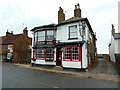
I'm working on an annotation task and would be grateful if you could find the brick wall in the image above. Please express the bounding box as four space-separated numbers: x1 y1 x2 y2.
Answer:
13 35 32 63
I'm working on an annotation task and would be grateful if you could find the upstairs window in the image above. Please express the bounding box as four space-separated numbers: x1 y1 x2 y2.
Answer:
8 45 13 50
34 32 38 44
38 31 45 41
69 25 78 39
46 31 54 41
34 30 55 45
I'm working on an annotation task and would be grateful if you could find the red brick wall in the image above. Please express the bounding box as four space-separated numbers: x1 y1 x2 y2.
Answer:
87 37 97 66
13 35 32 63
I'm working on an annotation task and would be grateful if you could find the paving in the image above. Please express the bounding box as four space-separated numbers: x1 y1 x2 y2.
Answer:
89 58 118 75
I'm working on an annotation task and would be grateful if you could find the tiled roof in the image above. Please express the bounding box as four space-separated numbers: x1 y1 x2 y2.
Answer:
1 34 22 45
30 17 97 40
57 17 86 25
31 24 56 31
113 33 120 39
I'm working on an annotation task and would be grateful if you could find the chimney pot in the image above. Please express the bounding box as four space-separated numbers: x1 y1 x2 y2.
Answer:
111 24 115 35
75 5 77 9
23 27 28 36
74 3 81 17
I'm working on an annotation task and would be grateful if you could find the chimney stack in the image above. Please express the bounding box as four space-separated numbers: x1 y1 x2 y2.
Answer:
6 29 13 37
111 24 115 35
23 27 28 36
58 7 65 24
74 3 81 18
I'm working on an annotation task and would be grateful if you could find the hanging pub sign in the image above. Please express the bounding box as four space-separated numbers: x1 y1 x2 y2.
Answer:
79 21 86 39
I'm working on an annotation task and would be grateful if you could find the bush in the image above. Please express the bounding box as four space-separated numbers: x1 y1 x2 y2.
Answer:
115 53 120 64
114 53 120 74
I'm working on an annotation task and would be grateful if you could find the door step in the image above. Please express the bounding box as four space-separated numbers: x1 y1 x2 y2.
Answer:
54 66 63 70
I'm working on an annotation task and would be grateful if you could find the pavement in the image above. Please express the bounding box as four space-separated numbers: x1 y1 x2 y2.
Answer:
5 58 119 82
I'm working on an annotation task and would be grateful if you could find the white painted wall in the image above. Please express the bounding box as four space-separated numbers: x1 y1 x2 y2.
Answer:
56 22 82 43
82 43 88 68
62 61 81 69
109 33 120 62
57 22 89 69
115 39 120 53
109 35 116 62
34 60 56 65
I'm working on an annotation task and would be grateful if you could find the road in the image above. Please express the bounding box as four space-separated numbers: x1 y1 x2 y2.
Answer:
2 64 118 88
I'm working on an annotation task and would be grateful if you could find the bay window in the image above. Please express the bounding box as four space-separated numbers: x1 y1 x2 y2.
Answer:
36 48 54 60
34 32 38 44
34 30 55 45
38 31 45 41
46 48 54 60
46 31 54 41
69 25 78 39
33 49 37 59
37 48 44 59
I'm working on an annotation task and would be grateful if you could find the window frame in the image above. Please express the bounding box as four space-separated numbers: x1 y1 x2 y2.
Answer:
8 45 13 50
33 49 37 59
68 25 78 40
63 46 82 62
37 31 46 42
46 48 54 60
34 30 55 45
36 48 54 60
37 48 45 60
46 30 54 41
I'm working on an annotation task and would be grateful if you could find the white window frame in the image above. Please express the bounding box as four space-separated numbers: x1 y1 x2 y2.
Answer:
8 45 13 50
69 25 78 39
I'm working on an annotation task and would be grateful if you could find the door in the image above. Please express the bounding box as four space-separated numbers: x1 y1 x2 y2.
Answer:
56 48 62 66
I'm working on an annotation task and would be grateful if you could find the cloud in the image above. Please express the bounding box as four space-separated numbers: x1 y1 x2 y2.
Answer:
0 0 118 54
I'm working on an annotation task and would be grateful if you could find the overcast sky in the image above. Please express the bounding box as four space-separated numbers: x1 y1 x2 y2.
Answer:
0 0 119 54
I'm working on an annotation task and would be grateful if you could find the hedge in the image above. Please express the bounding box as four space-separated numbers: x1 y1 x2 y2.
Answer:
114 53 120 74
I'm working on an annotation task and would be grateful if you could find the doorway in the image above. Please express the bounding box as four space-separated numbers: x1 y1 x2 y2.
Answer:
56 48 62 66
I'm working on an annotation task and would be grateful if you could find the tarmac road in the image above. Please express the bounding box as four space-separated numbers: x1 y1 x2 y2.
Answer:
2 64 118 88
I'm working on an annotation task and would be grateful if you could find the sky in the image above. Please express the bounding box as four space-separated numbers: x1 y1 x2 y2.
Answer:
0 0 119 54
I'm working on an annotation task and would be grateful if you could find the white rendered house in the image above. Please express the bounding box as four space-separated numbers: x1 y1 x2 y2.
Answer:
109 24 120 62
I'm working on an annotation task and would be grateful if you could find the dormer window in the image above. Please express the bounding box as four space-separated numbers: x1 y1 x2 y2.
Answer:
69 25 78 39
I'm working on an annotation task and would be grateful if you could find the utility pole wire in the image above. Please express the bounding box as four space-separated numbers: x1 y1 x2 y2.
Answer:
14 0 26 28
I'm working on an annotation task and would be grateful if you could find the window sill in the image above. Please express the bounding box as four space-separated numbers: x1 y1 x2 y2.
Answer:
68 38 78 40
45 59 54 62
63 60 80 62
36 58 45 60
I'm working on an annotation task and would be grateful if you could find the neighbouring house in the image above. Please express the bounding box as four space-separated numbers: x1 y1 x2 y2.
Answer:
109 24 120 62
0 27 32 63
31 3 97 70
